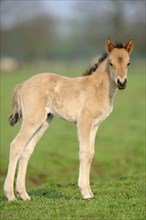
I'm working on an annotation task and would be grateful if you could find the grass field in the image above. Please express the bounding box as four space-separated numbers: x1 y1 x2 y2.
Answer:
0 62 145 220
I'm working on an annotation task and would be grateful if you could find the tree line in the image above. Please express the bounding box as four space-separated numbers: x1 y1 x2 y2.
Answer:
0 0 145 61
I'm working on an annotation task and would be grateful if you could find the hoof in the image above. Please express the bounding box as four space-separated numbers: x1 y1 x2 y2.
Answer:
7 195 16 202
83 194 95 200
17 192 31 201
21 195 31 201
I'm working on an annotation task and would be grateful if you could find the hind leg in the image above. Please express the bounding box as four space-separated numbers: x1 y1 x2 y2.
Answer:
16 115 53 200
4 114 47 201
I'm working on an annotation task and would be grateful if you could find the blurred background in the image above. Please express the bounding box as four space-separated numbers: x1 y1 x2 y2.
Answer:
0 0 145 71
0 0 145 193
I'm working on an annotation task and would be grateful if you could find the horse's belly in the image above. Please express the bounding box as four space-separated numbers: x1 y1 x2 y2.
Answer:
49 103 78 123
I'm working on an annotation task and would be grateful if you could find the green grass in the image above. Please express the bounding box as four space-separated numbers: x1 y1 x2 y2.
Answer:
0 62 145 219
0 177 145 220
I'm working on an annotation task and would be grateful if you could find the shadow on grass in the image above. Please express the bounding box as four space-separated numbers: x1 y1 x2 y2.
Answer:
0 184 71 202
28 183 77 200
29 188 63 199
2 176 144 202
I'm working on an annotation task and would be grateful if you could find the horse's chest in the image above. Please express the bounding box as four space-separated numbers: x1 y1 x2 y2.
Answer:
95 107 113 127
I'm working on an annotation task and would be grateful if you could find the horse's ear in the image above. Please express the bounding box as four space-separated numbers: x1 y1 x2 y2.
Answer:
105 38 114 53
124 39 134 54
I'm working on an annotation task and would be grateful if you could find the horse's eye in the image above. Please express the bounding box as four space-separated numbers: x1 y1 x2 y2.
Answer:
127 62 130 66
110 63 113 66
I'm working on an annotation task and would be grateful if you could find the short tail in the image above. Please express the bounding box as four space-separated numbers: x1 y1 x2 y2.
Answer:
8 84 22 126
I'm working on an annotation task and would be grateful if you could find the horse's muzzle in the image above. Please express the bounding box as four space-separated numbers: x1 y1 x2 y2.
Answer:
117 78 127 90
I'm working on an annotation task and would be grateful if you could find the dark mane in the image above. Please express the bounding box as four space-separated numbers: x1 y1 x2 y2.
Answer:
82 41 124 76
115 42 124 49
83 52 108 76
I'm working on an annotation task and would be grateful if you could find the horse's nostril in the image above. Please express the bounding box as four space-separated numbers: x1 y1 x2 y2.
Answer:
117 78 127 89
117 79 120 85
117 78 127 86
124 78 127 84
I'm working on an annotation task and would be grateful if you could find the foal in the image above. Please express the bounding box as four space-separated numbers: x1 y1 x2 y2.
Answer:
4 38 134 201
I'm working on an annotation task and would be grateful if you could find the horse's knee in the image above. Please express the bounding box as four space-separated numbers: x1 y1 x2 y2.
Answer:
79 149 94 163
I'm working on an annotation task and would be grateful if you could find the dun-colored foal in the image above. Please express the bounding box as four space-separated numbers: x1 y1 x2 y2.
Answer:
4 38 134 201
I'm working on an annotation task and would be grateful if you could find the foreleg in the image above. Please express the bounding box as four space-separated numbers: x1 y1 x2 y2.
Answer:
77 116 98 199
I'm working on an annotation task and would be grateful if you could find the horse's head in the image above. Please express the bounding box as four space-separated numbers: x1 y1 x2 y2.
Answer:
106 38 134 90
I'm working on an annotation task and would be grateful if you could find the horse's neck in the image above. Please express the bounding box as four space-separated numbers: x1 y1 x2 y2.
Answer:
92 60 117 104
